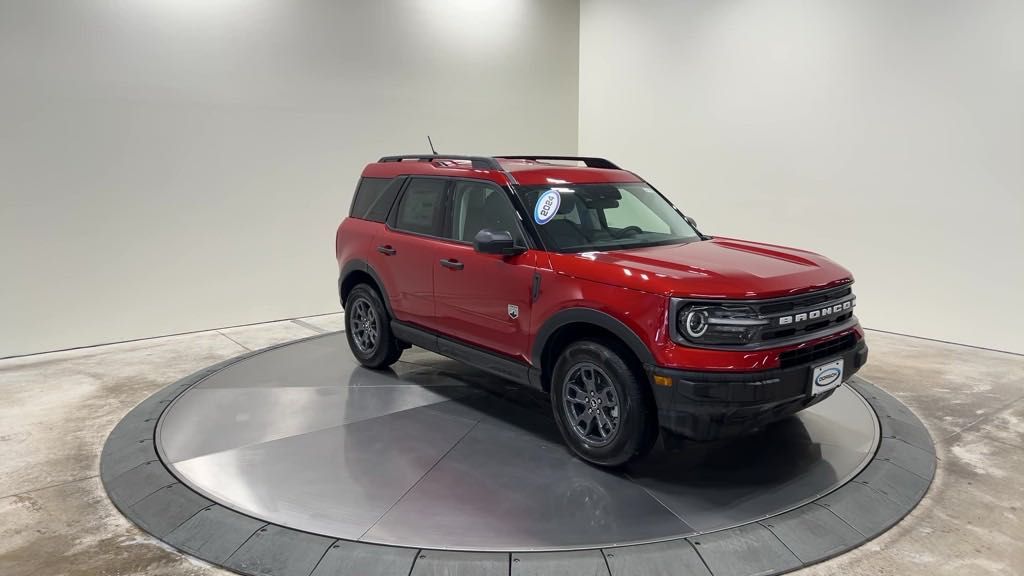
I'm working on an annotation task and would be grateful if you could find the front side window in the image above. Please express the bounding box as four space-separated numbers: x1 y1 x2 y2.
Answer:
449 181 525 245
518 183 701 252
393 178 446 236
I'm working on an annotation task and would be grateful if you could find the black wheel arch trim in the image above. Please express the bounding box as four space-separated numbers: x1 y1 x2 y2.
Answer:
339 259 395 317
532 308 656 371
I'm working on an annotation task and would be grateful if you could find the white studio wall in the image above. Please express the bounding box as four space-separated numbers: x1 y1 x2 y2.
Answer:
0 0 580 357
580 0 1024 353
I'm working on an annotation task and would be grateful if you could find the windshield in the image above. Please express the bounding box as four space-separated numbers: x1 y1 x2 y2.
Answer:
517 183 701 252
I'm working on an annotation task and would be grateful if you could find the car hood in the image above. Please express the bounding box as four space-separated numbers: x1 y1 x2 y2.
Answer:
550 237 853 299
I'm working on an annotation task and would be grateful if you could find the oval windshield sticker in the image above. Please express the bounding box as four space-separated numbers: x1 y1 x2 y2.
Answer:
534 190 561 225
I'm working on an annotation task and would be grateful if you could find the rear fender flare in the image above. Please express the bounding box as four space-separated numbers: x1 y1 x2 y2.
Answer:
339 259 394 317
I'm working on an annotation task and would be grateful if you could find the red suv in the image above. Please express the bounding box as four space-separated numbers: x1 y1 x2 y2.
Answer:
336 154 868 466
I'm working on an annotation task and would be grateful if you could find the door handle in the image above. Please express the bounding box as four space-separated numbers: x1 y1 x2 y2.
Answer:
377 245 396 256
439 258 464 270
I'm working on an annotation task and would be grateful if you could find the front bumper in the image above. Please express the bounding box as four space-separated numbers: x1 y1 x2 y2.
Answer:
648 337 868 441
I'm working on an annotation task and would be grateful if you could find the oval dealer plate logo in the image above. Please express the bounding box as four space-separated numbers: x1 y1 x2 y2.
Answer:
815 367 842 388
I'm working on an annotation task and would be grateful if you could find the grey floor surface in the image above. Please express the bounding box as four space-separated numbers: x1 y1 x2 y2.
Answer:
1 315 1022 575
155 332 877 551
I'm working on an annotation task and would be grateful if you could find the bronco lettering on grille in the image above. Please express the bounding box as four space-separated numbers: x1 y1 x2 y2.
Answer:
777 299 854 326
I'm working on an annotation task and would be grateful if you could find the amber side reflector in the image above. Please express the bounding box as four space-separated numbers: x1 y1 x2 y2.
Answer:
653 374 673 387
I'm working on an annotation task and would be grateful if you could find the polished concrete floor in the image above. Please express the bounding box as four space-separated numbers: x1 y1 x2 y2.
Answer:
0 316 1022 575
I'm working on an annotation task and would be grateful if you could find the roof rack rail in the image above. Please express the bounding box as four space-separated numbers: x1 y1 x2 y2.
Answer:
378 154 503 170
493 155 621 170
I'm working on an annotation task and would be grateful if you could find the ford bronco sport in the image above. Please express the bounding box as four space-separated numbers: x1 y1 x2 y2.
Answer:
336 154 868 466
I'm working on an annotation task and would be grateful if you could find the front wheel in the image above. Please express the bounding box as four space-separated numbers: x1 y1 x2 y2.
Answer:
344 284 402 369
550 340 657 467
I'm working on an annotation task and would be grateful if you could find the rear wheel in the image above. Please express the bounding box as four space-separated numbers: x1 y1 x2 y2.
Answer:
344 284 402 369
550 340 657 467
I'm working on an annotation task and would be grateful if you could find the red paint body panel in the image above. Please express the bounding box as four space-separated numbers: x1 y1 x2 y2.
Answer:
547 237 852 300
360 159 641 186
362 162 512 185
434 244 538 362
503 164 642 185
336 217 378 278
369 227 439 327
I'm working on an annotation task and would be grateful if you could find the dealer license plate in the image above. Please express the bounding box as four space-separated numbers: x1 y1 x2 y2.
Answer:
811 358 844 396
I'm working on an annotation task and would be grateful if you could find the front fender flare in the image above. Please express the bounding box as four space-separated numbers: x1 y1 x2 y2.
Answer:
531 308 655 370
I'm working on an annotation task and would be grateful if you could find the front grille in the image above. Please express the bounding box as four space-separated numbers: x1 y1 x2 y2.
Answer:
670 283 857 348
756 286 852 315
753 285 855 344
779 333 857 369
760 311 853 341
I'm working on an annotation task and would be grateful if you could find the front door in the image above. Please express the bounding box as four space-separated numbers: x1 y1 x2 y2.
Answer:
434 180 536 362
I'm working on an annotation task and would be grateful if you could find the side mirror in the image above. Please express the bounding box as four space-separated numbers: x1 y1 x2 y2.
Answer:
474 229 526 256
684 215 698 229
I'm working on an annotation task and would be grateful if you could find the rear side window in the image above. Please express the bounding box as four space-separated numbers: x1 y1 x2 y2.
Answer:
393 178 447 236
350 177 401 223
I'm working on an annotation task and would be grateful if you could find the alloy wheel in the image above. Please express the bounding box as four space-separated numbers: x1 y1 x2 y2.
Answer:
348 297 379 354
562 362 621 447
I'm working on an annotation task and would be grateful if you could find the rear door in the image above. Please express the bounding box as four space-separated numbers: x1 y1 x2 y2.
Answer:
434 180 537 362
371 177 449 329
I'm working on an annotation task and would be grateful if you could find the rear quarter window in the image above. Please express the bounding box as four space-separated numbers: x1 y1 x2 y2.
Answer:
350 177 401 222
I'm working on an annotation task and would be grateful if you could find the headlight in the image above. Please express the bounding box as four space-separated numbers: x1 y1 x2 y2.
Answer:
676 304 768 345
683 309 709 338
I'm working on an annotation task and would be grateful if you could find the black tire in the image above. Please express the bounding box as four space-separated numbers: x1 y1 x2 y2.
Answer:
344 284 402 369
550 339 657 467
